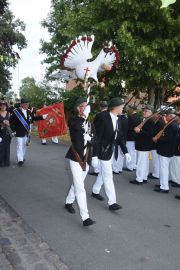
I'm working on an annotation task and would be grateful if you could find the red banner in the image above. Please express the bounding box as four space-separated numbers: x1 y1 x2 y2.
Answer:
37 103 67 138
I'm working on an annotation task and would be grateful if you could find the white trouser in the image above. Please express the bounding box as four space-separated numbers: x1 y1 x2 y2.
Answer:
42 138 46 143
16 136 27 162
94 159 100 173
151 150 160 178
112 147 124 172
126 141 137 170
52 136 59 144
136 151 149 182
92 158 116 205
169 156 180 184
159 155 170 190
66 160 89 221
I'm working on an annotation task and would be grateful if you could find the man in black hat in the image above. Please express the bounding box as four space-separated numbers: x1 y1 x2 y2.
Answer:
10 98 47 166
148 110 165 180
169 116 180 188
65 97 96 226
130 105 155 185
125 104 141 172
91 97 131 210
153 109 179 193
89 100 108 176
112 105 129 174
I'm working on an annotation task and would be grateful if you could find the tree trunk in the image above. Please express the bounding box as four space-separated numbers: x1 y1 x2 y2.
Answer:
147 87 155 106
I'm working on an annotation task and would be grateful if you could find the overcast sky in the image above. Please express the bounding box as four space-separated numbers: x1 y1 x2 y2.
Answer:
9 0 52 94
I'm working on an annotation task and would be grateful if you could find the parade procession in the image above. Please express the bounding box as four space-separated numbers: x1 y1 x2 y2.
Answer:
0 0 180 270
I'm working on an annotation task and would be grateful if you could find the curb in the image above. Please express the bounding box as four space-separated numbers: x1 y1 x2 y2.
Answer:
0 195 69 270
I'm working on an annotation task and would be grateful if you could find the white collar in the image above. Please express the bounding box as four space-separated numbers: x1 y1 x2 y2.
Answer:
110 112 118 120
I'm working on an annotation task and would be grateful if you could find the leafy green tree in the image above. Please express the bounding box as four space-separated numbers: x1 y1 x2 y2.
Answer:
0 1 26 94
19 77 63 108
41 0 180 108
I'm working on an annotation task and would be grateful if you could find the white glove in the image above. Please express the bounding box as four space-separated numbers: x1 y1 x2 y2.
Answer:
91 156 99 169
0 137 2 143
42 114 48 119
12 132 16 137
83 105 91 118
125 153 131 162
84 133 92 142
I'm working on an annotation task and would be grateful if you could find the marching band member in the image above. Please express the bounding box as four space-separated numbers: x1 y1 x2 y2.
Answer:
65 97 96 226
125 104 141 171
149 113 165 179
10 98 47 166
92 97 131 210
112 108 128 174
169 114 180 188
89 101 108 176
130 105 155 185
154 109 179 193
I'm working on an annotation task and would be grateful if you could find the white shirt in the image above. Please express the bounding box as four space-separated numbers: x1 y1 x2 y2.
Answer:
110 112 118 131
21 108 27 119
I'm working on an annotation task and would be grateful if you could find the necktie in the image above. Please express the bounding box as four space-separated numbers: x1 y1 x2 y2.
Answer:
114 120 119 160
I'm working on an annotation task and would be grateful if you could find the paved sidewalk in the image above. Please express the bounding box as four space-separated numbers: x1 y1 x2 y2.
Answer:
0 195 69 270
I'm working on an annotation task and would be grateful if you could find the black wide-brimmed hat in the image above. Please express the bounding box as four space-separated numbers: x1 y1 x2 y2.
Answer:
20 98 29 104
100 101 108 108
108 97 124 108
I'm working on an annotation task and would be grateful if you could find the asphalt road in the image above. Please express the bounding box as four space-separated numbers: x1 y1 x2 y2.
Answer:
0 137 180 270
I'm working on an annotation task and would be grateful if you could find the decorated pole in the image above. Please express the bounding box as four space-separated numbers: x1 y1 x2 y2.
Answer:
58 34 120 161
83 67 92 157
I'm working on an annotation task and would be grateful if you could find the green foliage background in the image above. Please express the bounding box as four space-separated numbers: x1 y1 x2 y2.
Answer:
40 0 180 108
0 0 26 94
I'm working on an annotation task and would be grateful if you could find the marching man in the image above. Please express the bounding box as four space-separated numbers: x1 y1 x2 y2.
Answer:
10 98 47 166
92 97 131 209
89 101 108 176
154 109 179 193
65 97 96 226
130 105 155 185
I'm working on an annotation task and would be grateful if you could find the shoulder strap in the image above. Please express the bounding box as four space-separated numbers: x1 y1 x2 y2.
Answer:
71 145 88 171
14 109 30 132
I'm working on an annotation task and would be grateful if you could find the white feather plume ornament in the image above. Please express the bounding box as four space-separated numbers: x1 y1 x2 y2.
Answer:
59 35 119 82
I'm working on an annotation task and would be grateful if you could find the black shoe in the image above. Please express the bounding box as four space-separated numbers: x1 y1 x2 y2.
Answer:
143 180 148 184
169 180 175 184
88 172 99 176
109 203 122 211
129 180 143 185
41 142 47 145
171 182 180 188
148 173 159 180
65 203 75 214
155 184 160 188
18 161 24 166
91 192 104 201
83 218 96 226
123 168 133 172
113 171 119 175
154 188 169 193
175 195 180 200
